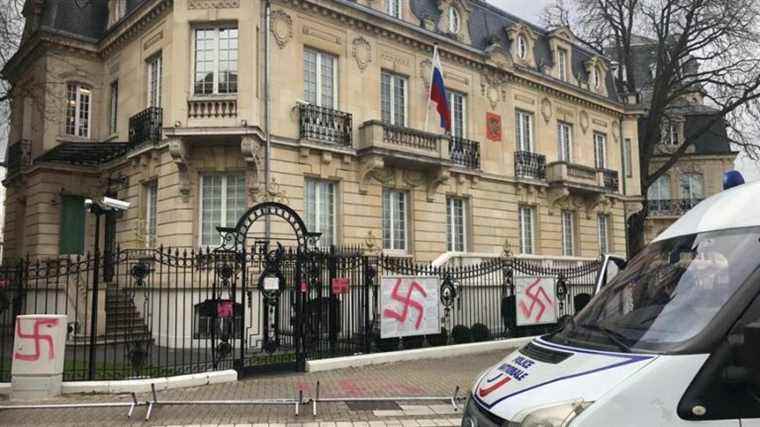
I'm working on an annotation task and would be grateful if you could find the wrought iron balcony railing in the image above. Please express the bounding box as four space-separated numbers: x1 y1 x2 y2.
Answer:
129 107 163 146
515 151 546 180
449 137 480 169
6 139 31 176
648 198 704 216
298 103 352 146
601 169 620 192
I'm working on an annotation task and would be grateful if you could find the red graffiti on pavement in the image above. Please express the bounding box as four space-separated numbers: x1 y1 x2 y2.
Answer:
383 278 428 329
518 278 553 322
14 318 59 362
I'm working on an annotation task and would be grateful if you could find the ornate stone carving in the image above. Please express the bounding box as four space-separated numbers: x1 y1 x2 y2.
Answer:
352 37 372 71
540 97 552 124
481 70 505 109
271 10 293 49
419 59 432 90
187 0 239 9
426 169 450 202
168 138 191 202
241 136 263 197
358 156 385 194
547 187 571 214
579 110 590 134
516 182 545 205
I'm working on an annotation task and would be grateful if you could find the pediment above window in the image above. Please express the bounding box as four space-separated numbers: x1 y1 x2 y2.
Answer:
484 42 514 71
436 0 471 44
584 56 609 96
506 23 538 68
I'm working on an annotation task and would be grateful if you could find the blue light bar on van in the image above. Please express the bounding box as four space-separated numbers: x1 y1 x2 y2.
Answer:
723 170 745 190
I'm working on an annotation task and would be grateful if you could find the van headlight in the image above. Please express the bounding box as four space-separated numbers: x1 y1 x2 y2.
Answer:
510 401 594 427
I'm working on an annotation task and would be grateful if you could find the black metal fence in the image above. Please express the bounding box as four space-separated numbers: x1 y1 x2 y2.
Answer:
0 247 599 382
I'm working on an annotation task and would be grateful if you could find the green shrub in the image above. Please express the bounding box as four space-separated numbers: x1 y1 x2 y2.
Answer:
451 325 472 344
471 323 491 342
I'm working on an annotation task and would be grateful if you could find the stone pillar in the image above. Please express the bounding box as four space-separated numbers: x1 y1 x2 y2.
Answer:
11 314 67 401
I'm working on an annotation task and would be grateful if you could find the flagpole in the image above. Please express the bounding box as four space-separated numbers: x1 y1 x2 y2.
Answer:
424 44 438 134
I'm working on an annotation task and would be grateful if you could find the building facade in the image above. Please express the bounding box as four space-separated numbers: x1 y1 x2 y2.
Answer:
2 0 643 262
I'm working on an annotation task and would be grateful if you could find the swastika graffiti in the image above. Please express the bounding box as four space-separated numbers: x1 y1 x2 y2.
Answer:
383 278 428 329
14 318 59 362
515 276 558 326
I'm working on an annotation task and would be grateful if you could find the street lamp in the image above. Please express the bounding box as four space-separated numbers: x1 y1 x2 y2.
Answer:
84 196 130 380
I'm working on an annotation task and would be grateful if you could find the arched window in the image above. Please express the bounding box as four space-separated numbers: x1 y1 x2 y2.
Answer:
517 35 528 59
448 8 461 33
65 83 92 138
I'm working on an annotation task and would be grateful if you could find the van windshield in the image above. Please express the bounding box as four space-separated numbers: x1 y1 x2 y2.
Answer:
550 227 760 352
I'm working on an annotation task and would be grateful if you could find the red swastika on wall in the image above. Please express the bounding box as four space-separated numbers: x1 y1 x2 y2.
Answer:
518 278 554 322
14 318 59 362
383 278 427 329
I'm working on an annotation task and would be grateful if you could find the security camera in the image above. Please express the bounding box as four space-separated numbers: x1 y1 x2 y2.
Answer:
102 197 130 211
84 198 94 210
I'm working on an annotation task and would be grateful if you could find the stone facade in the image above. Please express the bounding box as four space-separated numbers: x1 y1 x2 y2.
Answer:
2 0 643 262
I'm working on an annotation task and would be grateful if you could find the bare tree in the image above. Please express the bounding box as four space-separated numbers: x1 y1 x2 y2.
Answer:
544 0 760 254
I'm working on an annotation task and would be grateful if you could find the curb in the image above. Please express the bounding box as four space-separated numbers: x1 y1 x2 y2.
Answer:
0 370 237 396
306 336 535 372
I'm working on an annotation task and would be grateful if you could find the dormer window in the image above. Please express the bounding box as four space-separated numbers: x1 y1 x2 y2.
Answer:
558 48 568 81
387 0 402 18
448 8 461 33
592 67 601 89
517 35 528 59
109 0 127 27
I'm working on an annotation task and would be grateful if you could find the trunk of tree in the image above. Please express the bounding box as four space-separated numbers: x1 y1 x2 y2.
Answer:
627 204 648 256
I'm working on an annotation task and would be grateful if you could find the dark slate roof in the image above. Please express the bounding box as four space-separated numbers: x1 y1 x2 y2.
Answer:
685 114 734 155
26 0 147 42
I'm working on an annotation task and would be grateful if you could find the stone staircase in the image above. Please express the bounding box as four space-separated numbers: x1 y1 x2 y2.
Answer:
104 288 153 344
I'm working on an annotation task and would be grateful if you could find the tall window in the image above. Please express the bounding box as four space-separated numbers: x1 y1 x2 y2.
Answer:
381 71 407 126
516 35 528 59
680 174 704 201
558 48 568 81
147 53 162 108
60 195 86 255
594 132 607 169
623 138 633 178
383 189 407 251
194 27 238 95
648 175 671 200
518 206 535 255
144 181 158 248
304 48 337 108
65 83 91 138
557 121 572 162
516 110 533 152
666 122 679 145
109 81 119 134
448 8 461 33
449 91 466 138
561 210 575 257
598 214 610 255
592 67 602 89
109 0 127 26
447 197 467 252
304 179 336 246
386 0 401 17
200 175 246 246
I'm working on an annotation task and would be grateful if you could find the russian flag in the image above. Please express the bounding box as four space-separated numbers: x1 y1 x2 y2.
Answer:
429 46 451 132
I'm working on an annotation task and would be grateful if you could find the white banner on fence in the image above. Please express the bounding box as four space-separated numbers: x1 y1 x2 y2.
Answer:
515 276 558 326
380 276 440 339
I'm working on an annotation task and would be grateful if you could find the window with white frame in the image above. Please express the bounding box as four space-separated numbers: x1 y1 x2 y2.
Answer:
648 175 671 200
145 181 158 248
304 179 336 246
109 81 118 135
446 197 467 252
623 138 633 178
558 48 568 81
665 121 679 145
200 175 246 246
561 210 575 256
558 121 572 162
147 53 162 108
381 71 407 126
65 83 91 138
304 48 338 109
516 110 534 152
594 132 607 169
597 214 610 255
382 189 407 251
518 206 535 255
517 35 528 59
109 0 127 26
193 27 238 95
448 8 461 33
386 0 401 18
449 91 466 138
680 174 704 201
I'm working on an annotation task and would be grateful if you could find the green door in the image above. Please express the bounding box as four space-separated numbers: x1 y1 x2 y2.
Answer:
60 196 86 255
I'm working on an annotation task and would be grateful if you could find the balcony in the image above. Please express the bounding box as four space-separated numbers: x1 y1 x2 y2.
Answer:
298 103 352 147
6 139 31 176
545 162 619 194
648 198 703 217
514 151 546 180
357 120 449 168
449 137 480 170
129 107 163 147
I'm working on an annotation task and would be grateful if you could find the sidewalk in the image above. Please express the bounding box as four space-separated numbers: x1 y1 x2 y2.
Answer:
0 350 509 427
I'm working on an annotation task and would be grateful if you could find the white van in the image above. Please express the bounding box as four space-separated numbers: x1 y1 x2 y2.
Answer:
463 179 760 426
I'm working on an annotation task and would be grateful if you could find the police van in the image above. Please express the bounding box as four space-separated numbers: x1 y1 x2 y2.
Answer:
463 173 760 426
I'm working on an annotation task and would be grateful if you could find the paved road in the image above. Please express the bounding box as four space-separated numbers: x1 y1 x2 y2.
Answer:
0 350 510 426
